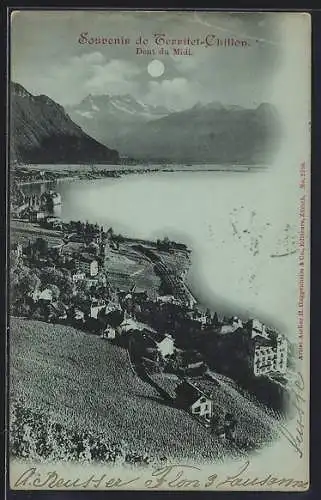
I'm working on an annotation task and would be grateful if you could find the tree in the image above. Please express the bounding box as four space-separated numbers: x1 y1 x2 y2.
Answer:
40 267 73 299
213 312 219 327
10 265 41 299
33 238 48 256
17 301 32 318
32 307 44 321
72 291 88 310
98 309 124 330
107 227 114 239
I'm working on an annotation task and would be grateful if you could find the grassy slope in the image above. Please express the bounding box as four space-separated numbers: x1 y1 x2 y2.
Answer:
10 317 281 463
10 317 230 461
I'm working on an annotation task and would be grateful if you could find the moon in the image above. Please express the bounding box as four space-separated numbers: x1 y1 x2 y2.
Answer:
147 59 165 78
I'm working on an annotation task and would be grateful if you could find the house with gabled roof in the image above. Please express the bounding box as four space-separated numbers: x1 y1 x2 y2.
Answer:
75 253 99 277
174 379 215 427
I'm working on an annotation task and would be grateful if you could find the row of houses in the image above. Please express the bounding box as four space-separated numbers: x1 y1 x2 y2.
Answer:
12 227 289 381
130 291 289 379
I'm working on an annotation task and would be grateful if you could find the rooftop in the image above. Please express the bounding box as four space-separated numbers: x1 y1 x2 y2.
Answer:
185 377 220 398
76 253 98 263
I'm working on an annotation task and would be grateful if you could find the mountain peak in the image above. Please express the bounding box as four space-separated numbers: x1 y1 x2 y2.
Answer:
69 93 171 121
11 82 32 98
10 82 119 165
191 100 225 112
256 102 276 112
206 101 225 111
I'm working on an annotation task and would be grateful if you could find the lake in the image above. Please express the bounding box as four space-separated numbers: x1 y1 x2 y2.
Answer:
21 169 300 338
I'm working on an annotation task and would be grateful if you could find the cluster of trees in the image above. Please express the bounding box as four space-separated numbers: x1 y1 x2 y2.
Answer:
11 180 26 207
138 301 217 334
25 237 48 257
66 220 104 235
156 236 172 252
156 236 188 252
164 350 208 376
10 244 112 321
10 264 41 316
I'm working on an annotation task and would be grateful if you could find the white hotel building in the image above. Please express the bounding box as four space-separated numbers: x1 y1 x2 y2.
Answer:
253 333 288 376
245 319 288 376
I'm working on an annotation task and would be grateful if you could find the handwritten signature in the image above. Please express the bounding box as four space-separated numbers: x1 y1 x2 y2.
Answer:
13 467 140 489
12 461 309 491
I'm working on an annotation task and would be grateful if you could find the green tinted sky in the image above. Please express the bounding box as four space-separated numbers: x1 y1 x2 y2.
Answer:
11 10 283 110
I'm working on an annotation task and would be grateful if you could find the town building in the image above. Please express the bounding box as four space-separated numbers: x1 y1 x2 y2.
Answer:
190 310 208 326
75 254 99 277
103 325 117 340
175 380 214 427
219 316 243 334
175 349 207 376
72 271 86 283
65 233 84 243
247 318 270 340
27 194 41 210
253 333 288 376
156 295 182 306
87 278 99 288
47 302 68 321
73 307 86 323
90 299 107 319
28 210 46 223
87 241 100 255
45 217 62 229
37 288 54 303
119 318 155 336
156 334 175 357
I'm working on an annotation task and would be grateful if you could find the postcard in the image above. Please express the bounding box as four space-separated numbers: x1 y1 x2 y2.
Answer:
7 10 310 492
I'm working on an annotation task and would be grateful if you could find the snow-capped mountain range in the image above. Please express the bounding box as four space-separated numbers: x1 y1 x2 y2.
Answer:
68 93 171 120
66 94 171 149
11 82 281 165
67 93 281 164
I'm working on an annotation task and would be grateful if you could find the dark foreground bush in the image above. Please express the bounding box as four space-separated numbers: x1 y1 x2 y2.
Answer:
10 400 156 465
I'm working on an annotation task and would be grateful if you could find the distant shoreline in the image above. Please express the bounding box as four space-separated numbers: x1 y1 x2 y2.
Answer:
16 177 77 186
14 164 268 187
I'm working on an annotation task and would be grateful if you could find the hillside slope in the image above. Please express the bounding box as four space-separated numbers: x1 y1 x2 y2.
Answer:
9 318 224 461
10 83 119 165
10 317 279 462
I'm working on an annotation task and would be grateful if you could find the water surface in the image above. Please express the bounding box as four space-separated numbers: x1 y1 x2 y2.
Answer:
22 170 299 337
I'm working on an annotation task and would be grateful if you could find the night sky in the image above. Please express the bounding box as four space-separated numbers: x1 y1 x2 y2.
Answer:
11 11 284 110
